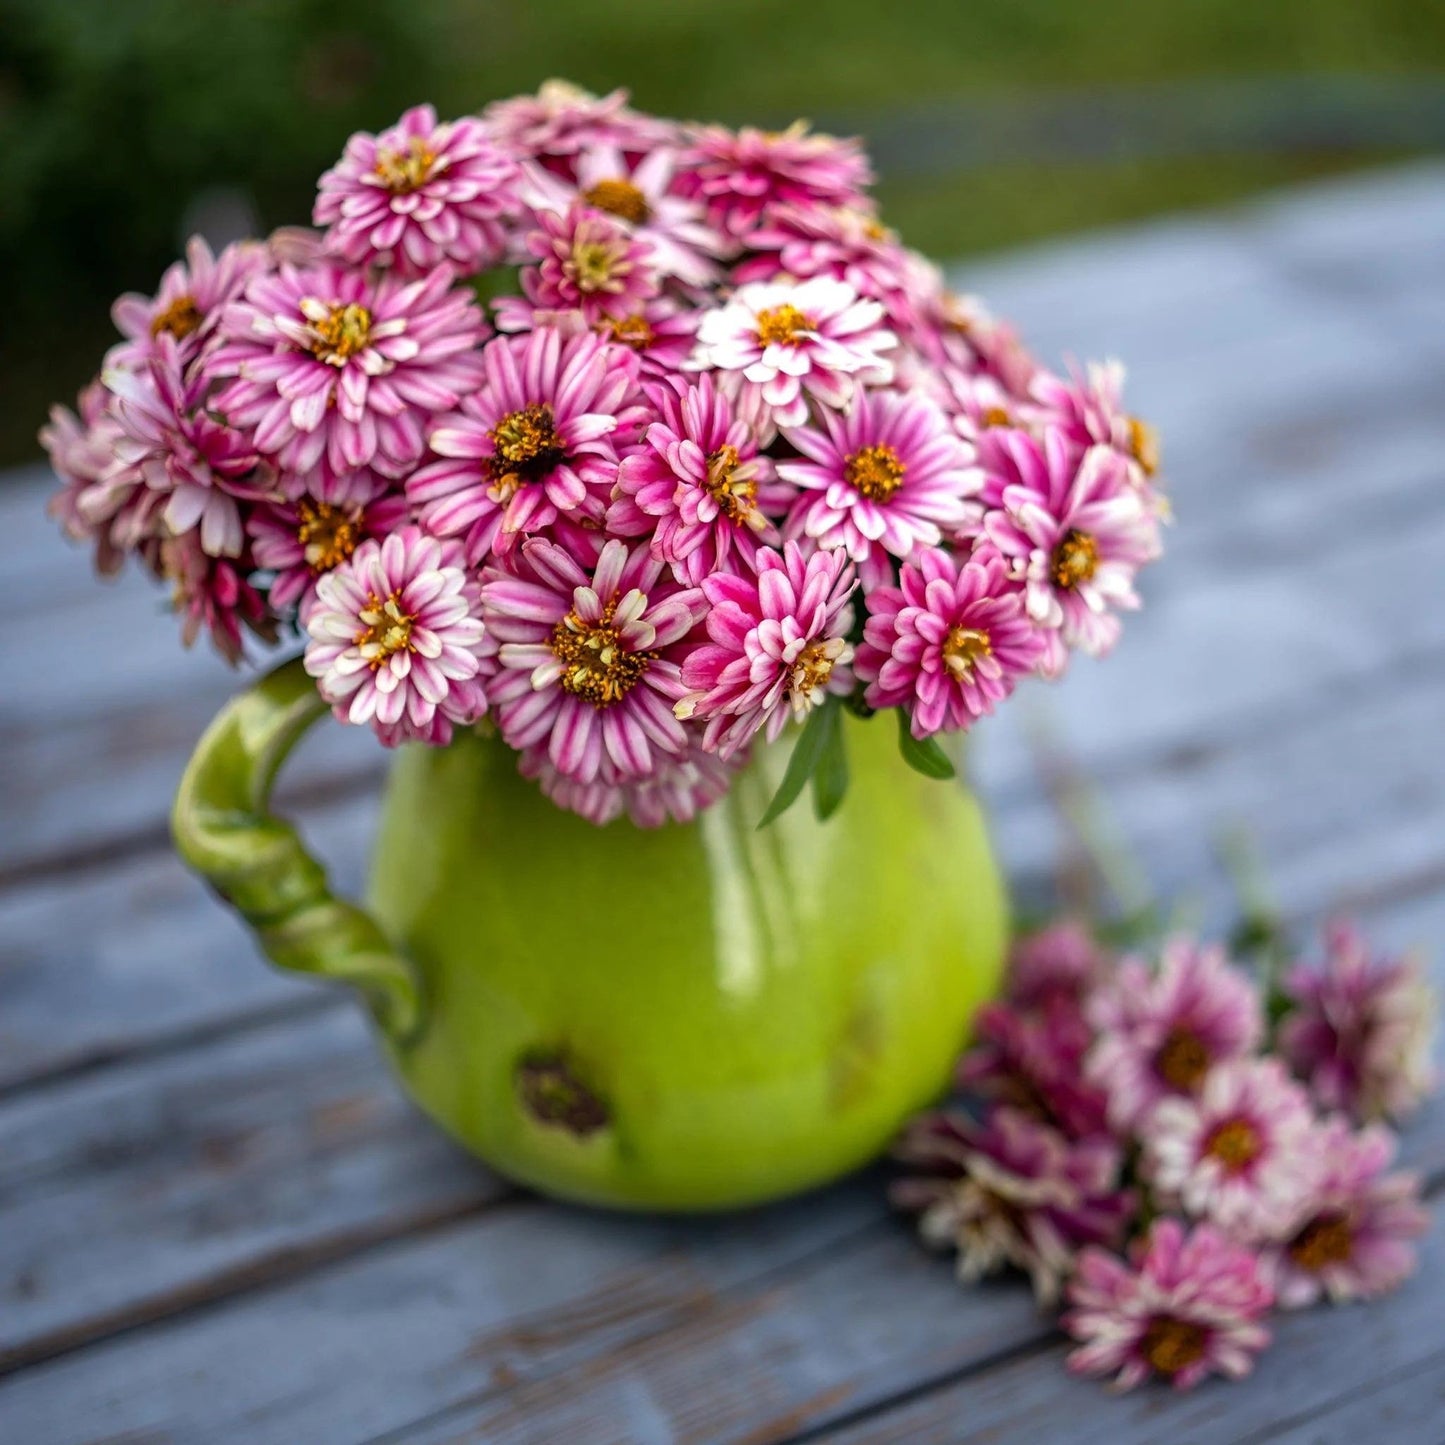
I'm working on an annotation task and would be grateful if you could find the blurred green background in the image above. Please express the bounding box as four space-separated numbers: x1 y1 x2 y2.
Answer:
4 0 1443 465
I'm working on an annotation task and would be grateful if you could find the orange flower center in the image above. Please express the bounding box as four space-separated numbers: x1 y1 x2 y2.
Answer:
1140 1317 1208 1377
583 177 650 225
1204 1117 1263 1173
1129 415 1160 475
980 405 1013 429
942 626 993 680
1050 528 1099 588
373 137 437 193
844 443 906 502
354 590 415 666
488 404 567 496
151 294 203 341
703 444 759 522
1154 1027 1210 1092
550 598 655 707
309 303 373 364
602 313 655 350
296 500 360 573
1289 1212 1355 1272
755 304 815 347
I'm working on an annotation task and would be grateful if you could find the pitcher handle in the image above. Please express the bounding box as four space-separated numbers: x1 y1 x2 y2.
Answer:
172 655 424 1043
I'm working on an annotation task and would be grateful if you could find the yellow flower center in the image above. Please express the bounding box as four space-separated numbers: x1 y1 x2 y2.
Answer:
1129 415 1160 476
570 240 622 293
1050 528 1099 588
791 639 841 703
703 444 760 523
602 313 655 350
583 177 650 225
296 500 360 574
1140 1317 1208 1378
309 303 373 364
487 403 567 497
373 137 437 193
1155 1027 1210 1092
843 443 906 502
1204 1117 1263 1173
151 294 203 341
755 304 815 347
354 590 415 666
1289 1212 1355 1273
549 599 655 707
942 626 993 680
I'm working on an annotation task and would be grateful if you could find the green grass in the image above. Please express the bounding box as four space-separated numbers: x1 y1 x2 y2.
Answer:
4 0 1443 463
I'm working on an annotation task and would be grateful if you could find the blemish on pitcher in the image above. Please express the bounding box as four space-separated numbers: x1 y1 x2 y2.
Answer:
516 1052 610 1136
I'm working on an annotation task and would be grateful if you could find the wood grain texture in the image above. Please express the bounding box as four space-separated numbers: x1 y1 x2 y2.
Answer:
0 162 1442 1444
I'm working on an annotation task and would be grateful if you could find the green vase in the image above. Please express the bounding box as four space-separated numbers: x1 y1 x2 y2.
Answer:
173 656 1009 1211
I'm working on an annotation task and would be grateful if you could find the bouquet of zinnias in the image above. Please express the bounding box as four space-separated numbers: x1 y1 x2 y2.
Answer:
43 82 1165 827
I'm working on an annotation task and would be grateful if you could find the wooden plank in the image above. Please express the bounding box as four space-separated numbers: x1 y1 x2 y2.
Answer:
0 795 374 1093
0 1005 503 1372
813 1205 1445 1445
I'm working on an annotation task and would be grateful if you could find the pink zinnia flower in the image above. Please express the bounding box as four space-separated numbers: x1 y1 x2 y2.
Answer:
315 103 523 277
520 202 658 320
527 142 723 288
248 471 409 617
303 526 488 745
1278 918 1437 1124
893 1108 1134 1305
211 261 487 480
481 537 704 784
983 430 1160 668
408 326 636 563
1263 1117 1429 1308
519 738 736 829
676 541 857 760
1143 1057 1321 1243
692 276 896 429
679 121 874 242
1027 359 1162 493
160 531 277 665
779 389 977 585
610 375 788 586
107 235 268 372
856 546 1048 737
105 341 273 558
1064 1219 1273 1391
482 81 673 164
1087 936 1265 1132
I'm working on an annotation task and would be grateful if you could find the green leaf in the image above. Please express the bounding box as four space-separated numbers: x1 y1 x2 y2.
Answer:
811 704 849 821
895 710 956 780
757 702 837 829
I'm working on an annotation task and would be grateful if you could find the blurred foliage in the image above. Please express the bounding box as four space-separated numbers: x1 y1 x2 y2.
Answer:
3 0 1443 462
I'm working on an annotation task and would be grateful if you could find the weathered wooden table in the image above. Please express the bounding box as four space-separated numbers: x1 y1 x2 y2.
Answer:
2 163 1442 1444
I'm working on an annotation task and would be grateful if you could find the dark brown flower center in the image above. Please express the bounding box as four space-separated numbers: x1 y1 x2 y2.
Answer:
603 313 655 350
1154 1027 1211 1092
354 591 414 665
1140 1317 1208 1377
703 444 758 521
942 626 992 680
1050 528 1099 588
1204 1116 1263 1173
296 500 360 573
550 599 655 707
488 404 568 494
151 294 203 341
1289 1212 1355 1272
584 177 650 225
844 443 906 502
373 137 437 193
309 303 373 364
755 304 815 347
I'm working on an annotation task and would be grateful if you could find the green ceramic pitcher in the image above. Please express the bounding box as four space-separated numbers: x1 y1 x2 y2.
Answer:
173 655 1008 1211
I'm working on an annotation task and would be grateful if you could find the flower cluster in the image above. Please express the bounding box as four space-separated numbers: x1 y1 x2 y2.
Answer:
43 84 1165 822
894 919 1435 1392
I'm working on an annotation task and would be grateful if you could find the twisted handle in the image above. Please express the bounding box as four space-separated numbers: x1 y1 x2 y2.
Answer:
172 655 424 1043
